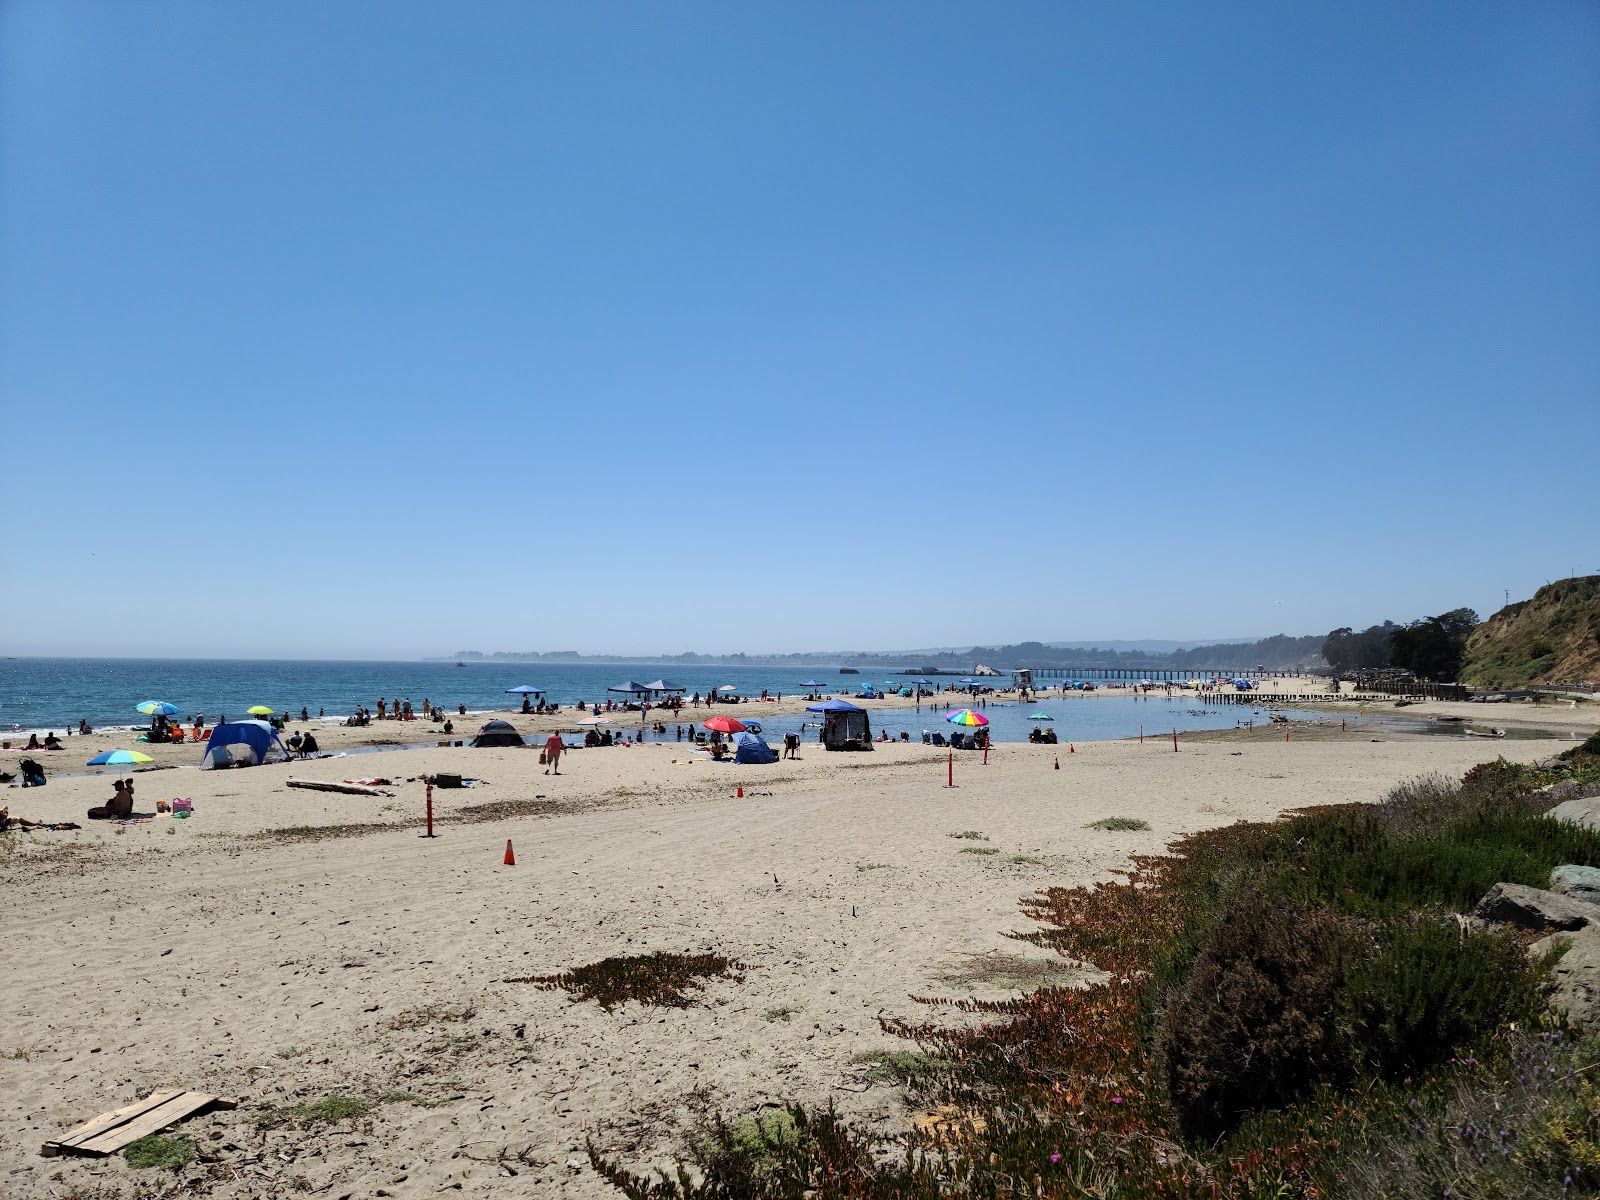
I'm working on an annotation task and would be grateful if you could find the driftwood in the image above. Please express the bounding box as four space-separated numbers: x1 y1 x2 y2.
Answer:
286 778 393 797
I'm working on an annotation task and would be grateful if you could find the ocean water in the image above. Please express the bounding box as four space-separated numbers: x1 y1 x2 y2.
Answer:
0 657 1316 744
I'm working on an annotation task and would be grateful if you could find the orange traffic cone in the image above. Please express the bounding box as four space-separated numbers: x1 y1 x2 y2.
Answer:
503 839 516 866
736 782 744 798
1069 743 1075 753
1054 756 1060 770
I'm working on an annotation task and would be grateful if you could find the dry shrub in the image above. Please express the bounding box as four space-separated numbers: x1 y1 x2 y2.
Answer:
1161 888 1366 1141
512 951 742 1011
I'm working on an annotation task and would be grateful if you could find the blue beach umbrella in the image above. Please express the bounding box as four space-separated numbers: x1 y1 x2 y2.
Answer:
88 749 154 766
799 680 826 688
135 700 179 716
1027 712 1054 720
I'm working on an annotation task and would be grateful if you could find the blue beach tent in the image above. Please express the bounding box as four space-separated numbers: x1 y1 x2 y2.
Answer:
733 731 778 765
200 720 288 769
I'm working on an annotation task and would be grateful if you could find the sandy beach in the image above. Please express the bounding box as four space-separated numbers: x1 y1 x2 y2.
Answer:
3 713 1593 1199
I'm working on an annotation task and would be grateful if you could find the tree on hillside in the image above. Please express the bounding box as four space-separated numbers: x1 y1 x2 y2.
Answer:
1388 608 1479 682
1322 623 1398 673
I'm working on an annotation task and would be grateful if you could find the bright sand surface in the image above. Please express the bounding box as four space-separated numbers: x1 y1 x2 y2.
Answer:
3 718 1594 1198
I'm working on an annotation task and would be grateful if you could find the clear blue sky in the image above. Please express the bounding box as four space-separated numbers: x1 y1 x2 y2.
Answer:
1 2 1595 659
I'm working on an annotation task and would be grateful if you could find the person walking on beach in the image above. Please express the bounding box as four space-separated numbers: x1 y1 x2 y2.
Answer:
544 730 564 775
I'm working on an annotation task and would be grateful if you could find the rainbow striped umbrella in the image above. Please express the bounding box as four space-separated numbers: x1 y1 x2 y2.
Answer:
946 709 989 726
87 749 154 766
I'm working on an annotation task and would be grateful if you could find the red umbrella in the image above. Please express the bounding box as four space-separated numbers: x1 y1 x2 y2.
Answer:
702 716 746 733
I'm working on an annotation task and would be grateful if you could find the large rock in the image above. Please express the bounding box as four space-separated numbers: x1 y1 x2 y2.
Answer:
1547 797 1600 830
1535 925 1600 1028
1474 882 1600 932
1551 865 1600 905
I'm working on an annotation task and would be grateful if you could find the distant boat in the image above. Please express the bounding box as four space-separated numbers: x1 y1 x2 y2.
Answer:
456 661 465 668
839 668 859 674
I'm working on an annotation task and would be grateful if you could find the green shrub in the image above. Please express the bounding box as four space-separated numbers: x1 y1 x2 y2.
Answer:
122 1134 193 1170
1088 816 1149 831
1161 889 1365 1140
851 1049 951 1086
1340 917 1547 1079
1567 729 1600 760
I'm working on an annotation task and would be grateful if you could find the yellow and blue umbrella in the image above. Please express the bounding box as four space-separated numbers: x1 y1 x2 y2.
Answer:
87 749 154 766
946 709 989 726
135 700 179 716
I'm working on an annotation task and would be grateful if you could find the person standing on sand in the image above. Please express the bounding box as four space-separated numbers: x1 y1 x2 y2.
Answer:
544 730 563 775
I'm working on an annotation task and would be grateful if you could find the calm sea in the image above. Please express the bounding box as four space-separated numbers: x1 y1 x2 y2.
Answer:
0 658 1315 744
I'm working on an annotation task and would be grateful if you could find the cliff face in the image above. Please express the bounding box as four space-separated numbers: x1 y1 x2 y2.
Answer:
1462 576 1600 688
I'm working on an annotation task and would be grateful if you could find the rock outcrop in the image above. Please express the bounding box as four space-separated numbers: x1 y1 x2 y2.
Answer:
1551 865 1600 905
1548 797 1600 831
1473 882 1600 932
1534 926 1600 1029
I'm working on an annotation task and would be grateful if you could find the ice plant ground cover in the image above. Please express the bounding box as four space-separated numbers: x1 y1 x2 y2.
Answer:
590 732 1600 1198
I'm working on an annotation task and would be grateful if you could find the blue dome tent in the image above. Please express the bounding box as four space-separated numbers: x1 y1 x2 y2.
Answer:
733 731 778 764
200 720 289 769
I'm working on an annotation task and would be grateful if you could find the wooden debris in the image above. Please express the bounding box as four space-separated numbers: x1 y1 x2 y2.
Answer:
286 778 392 797
42 1089 237 1157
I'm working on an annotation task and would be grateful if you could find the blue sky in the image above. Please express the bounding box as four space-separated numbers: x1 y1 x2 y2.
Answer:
1 2 1595 659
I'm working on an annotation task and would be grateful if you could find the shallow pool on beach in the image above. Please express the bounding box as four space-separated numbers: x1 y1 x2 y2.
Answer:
621 693 1355 746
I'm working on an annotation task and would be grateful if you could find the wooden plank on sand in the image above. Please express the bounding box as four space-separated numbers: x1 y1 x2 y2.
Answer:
43 1090 183 1155
43 1090 236 1158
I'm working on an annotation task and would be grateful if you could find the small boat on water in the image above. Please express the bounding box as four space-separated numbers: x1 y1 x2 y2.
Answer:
838 668 859 674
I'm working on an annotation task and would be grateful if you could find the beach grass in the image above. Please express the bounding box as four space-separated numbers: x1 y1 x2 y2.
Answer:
122 1134 194 1170
1087 815 1150 831
256 1094 371 1129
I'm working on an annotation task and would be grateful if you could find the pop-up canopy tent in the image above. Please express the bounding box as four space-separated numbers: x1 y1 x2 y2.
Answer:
471 720 525 748
733 730 778 764
641 679 684 693
200 720 288 769
806 698 872 751
608 681 649 694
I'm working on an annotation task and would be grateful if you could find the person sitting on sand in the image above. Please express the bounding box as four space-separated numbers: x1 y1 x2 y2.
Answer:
287 731 303 754
299 732 319 756
25 734 41 750
88 779 134 821
44 732 63 750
